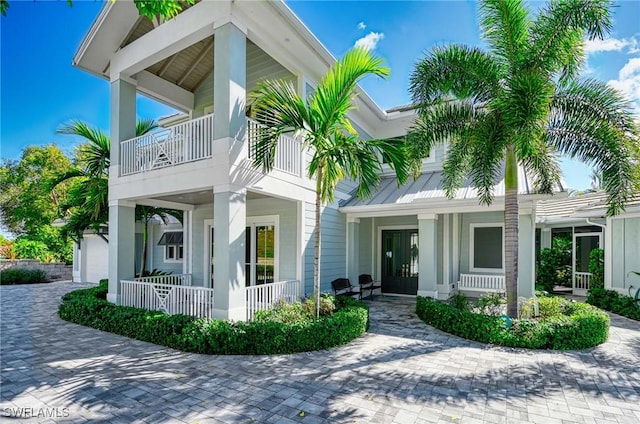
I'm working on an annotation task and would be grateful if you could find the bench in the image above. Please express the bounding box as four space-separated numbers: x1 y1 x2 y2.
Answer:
331 278 362 299
458 274 505 293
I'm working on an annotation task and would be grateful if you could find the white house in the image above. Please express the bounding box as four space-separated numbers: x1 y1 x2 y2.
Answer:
72 0 636 320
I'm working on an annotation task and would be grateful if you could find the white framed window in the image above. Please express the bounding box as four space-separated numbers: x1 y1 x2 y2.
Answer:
469 223 504 272
158 231 184 263
245 215 279 286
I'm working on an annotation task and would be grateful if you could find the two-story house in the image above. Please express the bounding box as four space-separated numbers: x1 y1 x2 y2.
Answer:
73 0 547 320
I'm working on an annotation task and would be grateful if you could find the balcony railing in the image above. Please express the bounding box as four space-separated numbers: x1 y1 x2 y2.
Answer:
120 113 214 176
248 119 303 177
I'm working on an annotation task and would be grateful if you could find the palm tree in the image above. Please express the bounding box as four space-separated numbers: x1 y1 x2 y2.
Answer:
135 205 183 277
249 47 409 315
408 0 639 317
54 119 158 240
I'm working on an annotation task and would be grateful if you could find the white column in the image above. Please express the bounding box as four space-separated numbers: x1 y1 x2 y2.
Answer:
212 187 246 320
110 79 136 175
439 214 451 300
347 217 360 283
518 210 536 298
107 201 136 304
418 214 438 298
541 227 552 249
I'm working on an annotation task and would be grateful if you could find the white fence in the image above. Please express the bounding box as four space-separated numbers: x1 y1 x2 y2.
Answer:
574 272 592 293
134 273 192 287
458 274 505 293
245 280 302 321
247 119 303 177
120 114 214 176
121 280 215 319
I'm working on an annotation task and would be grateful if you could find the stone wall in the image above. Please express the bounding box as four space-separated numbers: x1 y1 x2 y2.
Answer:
0 260 73 281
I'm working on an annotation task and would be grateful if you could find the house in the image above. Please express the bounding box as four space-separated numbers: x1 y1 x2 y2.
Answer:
73 0 633 321
536 191 640 296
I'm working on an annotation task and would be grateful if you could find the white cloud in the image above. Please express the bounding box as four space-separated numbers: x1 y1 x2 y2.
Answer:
354 32 384 51
357 21 366 30
608 57 640 114
584 36 639 55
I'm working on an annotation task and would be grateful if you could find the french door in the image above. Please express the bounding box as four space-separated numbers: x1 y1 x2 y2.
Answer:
381 229 419 295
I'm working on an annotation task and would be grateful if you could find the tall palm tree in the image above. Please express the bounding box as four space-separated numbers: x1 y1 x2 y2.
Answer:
135 205 183 277
249 47 409 315
54 119 158 240
408 0 639 317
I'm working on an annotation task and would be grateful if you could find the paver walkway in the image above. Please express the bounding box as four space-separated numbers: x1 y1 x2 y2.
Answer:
1 281 639 424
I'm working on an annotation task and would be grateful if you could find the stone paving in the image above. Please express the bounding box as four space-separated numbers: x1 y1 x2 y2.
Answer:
1 281 639 424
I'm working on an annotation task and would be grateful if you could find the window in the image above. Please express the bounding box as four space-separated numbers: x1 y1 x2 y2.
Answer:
470 224 503 272
158 231 184 262
245 216 278 286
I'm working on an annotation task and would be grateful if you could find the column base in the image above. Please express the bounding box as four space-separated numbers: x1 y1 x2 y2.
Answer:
418 290 438 299
213 306 246 321
107 293 121 305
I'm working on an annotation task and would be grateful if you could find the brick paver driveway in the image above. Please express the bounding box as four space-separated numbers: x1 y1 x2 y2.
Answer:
1 281 639 424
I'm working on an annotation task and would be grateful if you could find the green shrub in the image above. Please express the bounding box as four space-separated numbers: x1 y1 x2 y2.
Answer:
587 288 640 321
301 294 336 317
416 295 609 350
448 292 469 311
13 239 53 262
59 281 369 355
474 293 505 316
588 248 605 290
536 237 572 292
0 268 48 285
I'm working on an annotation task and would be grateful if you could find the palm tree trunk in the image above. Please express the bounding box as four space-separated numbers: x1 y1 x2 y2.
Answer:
314 165 323 318
139 220 148 277
504 145 519 317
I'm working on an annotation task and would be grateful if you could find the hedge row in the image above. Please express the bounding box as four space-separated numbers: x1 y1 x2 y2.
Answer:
0 269 48 285
587 288 640 321
58 281 369 354
416 296 609 350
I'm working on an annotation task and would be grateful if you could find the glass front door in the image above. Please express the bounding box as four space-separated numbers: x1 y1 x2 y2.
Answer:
245 224 276 286
381 229 419 295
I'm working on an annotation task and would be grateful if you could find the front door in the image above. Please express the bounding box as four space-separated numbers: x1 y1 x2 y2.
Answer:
381 229 419 295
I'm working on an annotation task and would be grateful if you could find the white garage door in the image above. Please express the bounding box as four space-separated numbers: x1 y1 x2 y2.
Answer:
82 235 109 283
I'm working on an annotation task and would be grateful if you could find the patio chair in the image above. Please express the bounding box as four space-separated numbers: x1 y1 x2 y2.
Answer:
358 274 382 299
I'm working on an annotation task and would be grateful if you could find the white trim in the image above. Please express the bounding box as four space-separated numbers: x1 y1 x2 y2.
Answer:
204 219 214 288
376 225 420 284
572 232 603 292
452 213 460 285
605 216 612 289
469 223 504 273
418 213 438 221
245 215 280 286
296 201 303 286
443 214 450 287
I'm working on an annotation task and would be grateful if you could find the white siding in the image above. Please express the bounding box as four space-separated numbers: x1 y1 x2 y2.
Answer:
610 217 640 290
81 235 109 283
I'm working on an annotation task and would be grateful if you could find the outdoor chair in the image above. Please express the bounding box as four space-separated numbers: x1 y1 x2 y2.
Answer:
358 274 382 299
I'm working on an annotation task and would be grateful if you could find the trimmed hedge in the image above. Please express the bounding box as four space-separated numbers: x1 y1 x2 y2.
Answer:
0 269 48 285
587 288 640 321
416 296 609 350
59 281 369 354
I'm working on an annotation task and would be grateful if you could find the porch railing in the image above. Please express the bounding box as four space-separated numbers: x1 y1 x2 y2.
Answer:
121 280 214 319
134 273 192 287
246 280 302 321
574 272 592 291
120 113 214 176
458 274 505 293
247 119 303 177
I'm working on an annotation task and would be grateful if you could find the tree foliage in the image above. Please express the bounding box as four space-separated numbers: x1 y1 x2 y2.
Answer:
408 0 638 317
249 47 409 315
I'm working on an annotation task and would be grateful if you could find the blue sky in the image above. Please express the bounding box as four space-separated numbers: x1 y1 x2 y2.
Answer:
1 0 639 192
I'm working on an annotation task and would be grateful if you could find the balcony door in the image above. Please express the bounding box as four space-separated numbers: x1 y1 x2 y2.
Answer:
381 229 419 295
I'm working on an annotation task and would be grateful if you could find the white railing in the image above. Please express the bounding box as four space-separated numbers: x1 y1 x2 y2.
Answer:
458 274 505 293
245 280 302 321
574 272 592 291
120 113 214 176
247 119 303 177
134 273 192 287
121 280 215 319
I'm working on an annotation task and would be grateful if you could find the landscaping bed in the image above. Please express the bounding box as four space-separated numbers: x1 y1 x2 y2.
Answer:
416 294 609 350
587 288 640 321
58 281 369 354
0 269 49 285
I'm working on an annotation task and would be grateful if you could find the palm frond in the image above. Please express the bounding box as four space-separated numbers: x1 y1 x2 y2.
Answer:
57 120 110 177
519 140 562 194
410 44 502 106
467 114 507 205
479 0 530 67
136 118 159 136
528 0 612 83
547 80 637 215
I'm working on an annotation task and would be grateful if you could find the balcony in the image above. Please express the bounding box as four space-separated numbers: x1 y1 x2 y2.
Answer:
119 114 303 178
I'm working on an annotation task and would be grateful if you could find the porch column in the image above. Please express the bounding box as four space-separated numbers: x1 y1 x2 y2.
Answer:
541 227 551 249
518 209 536 298
418 214 438 298
212 187 246 320
107 200 136 304
213 22 246 143
110 78 136 175
347 217 360 283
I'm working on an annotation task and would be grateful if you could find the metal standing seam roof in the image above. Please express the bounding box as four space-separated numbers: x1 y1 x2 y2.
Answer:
342 166 539 208
536 191 640 219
